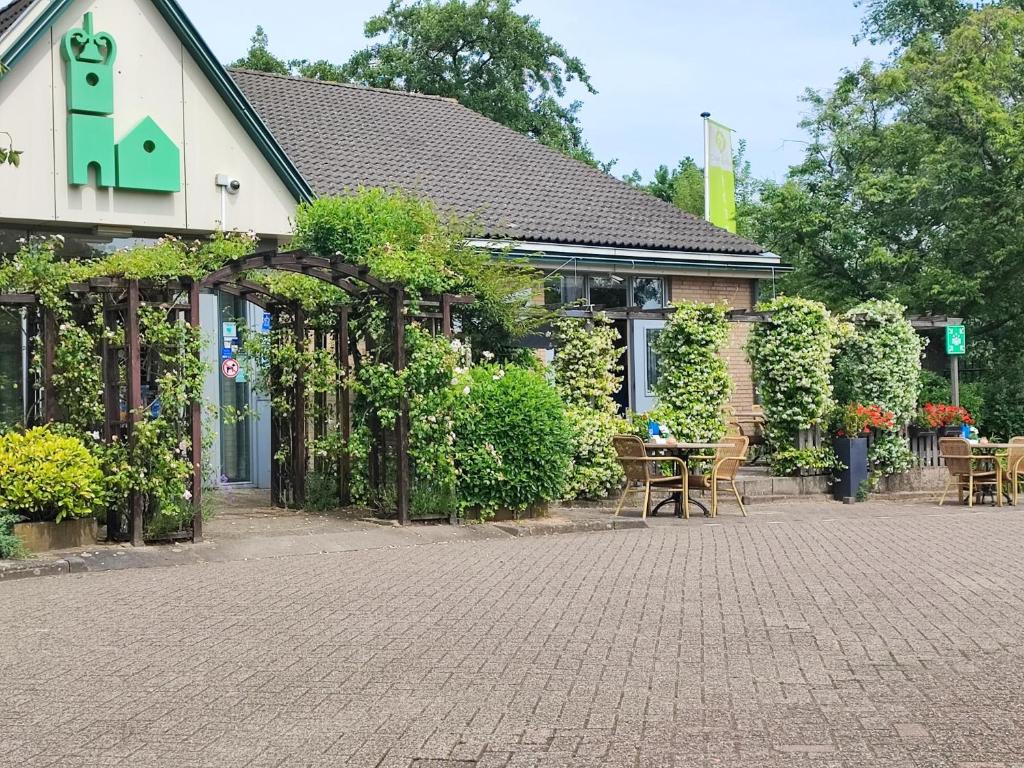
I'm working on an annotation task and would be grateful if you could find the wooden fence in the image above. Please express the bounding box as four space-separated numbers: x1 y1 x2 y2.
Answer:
796 427 943 467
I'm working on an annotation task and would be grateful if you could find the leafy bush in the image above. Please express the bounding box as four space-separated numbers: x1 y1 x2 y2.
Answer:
869 431 917 478
747 296 836 475
833 300 924 425
551 314 624 499
562 408 624 500
0 511 27 560
0 426 104 522
652 301 731 442
918 369 985 426
452 364 571 517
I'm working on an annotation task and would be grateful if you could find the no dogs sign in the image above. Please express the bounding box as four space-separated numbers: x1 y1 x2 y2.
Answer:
221 358 240 379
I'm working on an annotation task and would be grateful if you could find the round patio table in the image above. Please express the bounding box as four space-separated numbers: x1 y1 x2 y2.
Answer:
969 442 1014 505
643 441 731 517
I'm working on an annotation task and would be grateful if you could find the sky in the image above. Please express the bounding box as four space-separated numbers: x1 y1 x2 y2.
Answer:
180 0 879 183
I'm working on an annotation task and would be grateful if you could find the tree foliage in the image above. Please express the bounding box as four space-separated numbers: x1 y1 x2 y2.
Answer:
750 4 1024 434
747 297 837 474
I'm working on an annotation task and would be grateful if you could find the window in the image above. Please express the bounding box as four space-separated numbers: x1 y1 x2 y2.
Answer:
645 328 662 395
589 275 627 309
543 274 585 306
631 277 665 309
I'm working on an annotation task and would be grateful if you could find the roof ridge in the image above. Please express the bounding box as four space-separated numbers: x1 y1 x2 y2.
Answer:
228 67 460 105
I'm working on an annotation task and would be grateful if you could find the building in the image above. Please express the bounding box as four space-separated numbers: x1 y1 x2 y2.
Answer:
0 0 783 487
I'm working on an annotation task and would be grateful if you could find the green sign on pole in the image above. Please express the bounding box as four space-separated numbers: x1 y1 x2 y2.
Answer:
946 325 966 355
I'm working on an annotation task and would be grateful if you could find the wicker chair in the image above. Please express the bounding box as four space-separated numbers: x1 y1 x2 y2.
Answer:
687 436 749 517
1005 437 1024 505
938 437 1001 507
611 435 690 519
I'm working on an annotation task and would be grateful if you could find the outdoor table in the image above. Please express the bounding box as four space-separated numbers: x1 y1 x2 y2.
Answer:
969 442 1014 505
643 441 731 517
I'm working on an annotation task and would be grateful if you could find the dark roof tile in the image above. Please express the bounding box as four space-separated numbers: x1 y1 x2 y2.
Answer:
0 0 32 39
230 69 764 256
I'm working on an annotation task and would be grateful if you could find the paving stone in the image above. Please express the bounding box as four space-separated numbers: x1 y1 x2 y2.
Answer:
2 500 1024 766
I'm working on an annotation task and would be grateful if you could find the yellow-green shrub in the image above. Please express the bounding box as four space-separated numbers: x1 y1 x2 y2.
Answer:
0 426 104 522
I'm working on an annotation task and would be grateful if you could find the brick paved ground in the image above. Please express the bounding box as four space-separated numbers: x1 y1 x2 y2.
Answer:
3 501 1024 767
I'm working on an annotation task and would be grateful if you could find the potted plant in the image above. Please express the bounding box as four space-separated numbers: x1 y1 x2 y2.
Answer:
908 409 936 439
922 403 974 438
832 403 895 503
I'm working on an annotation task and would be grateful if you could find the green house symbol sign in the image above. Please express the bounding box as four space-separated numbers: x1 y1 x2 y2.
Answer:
946 325 966 356
61 13 180 193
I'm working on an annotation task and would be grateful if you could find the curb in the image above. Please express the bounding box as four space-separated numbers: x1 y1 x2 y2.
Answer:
492 518 648 537
0 559 70 581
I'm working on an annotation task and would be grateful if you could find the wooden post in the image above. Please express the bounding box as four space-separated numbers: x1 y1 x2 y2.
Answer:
269 308 281 506
101 295 123 541
292 304 307 508
392 287 410 525
314 329 327 474
336 307 351 506
126 280 144 546
951 355 960 408
441 293 453 339
41 307 58 423
188 281 203 543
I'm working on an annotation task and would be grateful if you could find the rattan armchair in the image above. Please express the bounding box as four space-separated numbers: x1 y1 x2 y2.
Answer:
938 437 1002 507
687 436 749 517
611 435 690 519
1005 437 1024 505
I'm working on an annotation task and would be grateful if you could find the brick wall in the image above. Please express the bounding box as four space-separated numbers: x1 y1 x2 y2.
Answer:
669 276 757 411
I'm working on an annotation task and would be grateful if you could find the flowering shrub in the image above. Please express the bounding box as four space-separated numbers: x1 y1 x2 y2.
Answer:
550 314 624 499
452 364 570 518
834 403 897 437
833 300 924 425
747 296 837 475
652 301 731 442
922 403 974 427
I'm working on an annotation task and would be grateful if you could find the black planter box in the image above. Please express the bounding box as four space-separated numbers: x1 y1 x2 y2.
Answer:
834 436 869 503
938 426 962 438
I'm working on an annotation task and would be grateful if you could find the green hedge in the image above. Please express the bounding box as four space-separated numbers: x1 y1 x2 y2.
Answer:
453 365 570 517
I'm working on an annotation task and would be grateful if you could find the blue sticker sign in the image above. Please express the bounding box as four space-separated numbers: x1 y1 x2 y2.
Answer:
261 312 272 332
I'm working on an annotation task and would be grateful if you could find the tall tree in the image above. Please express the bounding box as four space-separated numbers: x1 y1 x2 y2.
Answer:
624 141 759 236
750 4 1024 431
231 26 290 75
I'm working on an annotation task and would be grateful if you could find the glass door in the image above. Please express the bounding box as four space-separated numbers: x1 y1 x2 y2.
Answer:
217 294 251 483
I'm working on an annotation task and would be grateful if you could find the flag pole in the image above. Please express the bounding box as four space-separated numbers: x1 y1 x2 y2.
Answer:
701 111 711 222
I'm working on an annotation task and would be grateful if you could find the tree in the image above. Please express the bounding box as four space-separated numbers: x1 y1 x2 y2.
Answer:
855 0 1024 48
230 26 290 75
624 140 759 235
750 4 1024 433
339 0 601 165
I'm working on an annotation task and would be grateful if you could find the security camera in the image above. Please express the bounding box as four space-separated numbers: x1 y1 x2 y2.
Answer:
215 174 241 194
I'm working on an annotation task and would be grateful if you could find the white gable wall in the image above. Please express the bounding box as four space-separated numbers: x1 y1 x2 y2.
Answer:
0 0 297 237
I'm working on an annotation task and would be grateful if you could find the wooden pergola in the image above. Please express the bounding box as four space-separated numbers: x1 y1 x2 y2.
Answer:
197 249 473 525
0 277 203 546
0 248 473 543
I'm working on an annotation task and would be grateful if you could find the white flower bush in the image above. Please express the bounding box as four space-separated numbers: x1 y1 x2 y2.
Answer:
550 314 625 499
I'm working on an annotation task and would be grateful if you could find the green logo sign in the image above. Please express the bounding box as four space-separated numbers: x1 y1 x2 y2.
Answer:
61 13 180 193
946 325 966 355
